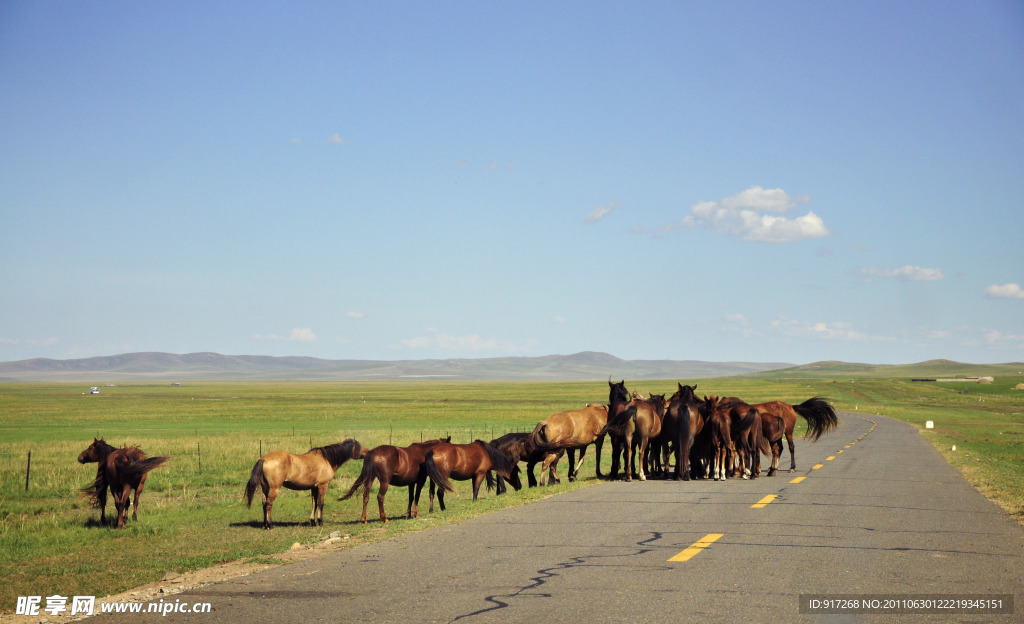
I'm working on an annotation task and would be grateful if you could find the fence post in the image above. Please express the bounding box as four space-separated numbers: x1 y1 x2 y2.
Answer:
25 450 31 491
197 442 202 475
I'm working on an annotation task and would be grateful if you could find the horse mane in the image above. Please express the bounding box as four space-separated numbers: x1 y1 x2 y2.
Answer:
476 440 518 476
315 439 363 468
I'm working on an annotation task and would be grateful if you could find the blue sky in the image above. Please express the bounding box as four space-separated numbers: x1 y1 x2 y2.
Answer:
2 2 1023 365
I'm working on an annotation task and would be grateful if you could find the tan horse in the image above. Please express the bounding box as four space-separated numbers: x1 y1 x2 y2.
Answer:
245 438 365 529
529 404 609 485
338 437 450 523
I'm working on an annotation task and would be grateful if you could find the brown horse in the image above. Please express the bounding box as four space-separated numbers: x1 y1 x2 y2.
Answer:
338 437 450 523
78 438 169 528
419 440 523 512
701 396 735 481
489 432 563 489
740 397 839 472
529 403 609 484
245 438 365 529
716 397 771 479
661 383 704 480
601 381 663 482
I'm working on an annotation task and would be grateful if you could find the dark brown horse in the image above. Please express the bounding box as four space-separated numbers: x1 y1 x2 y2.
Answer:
601 381 664 482
78 438 169 528
701 396 734 481
489 432 563 489
661 383 704 480
245 438 365 529
529 403 609 483
338 437 450 523
419 440 522 512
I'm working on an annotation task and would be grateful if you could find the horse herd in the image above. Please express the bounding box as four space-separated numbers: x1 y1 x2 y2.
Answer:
76 381 839 529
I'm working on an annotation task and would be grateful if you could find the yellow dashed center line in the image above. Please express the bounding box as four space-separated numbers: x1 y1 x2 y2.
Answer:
790 476 806 483
812 464 824 470
669 533 724 562
751 495 777 508
826 456 835 461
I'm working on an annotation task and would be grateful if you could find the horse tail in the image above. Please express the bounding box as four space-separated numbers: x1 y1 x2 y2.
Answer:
529 421 548 447
422 450 455 494
338 452 376 501
485 471 495 492
245 458 265 508
600 405 637 437
794 397 839 441
120 455 170 481
752 411 770 457
81 470 107 508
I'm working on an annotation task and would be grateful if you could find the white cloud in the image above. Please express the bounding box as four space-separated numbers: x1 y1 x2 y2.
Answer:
585 201 619 224
856 265 945 282
680 186 830 243
346 311 365 319
327 133 345 145
725 313 749 324
401 332 496 351
984 283 1024 299
771 316 891 342
553 316 567 324
289 328 317 342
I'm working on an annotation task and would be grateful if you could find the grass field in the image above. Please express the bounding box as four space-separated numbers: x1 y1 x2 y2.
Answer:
1 374 1022 612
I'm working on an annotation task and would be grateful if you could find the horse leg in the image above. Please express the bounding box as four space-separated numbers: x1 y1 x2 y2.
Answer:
526 460 538 487
637 436 649 481
376 481 389 523
428 479 435 513
264 486 280 529
437 484 446 511
566 448 577 481
768 440 781 477
787 431 797 472
310 489 318 526
115 484 130 529
98 484 108 525
131 473 148 522
594 433 605 479
315 481 323 524
624 433 634 482
473 473 485 500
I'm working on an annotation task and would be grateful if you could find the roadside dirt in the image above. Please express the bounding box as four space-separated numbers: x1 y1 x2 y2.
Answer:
5 533 351 623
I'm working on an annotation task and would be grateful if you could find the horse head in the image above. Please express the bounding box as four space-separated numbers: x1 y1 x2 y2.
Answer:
78 438 108 464
608 380 629 406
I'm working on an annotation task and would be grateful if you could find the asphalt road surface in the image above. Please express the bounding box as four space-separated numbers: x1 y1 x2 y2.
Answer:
93 412 1023 623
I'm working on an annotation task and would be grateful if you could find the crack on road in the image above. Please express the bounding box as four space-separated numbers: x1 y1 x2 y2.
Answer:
447 531 672 623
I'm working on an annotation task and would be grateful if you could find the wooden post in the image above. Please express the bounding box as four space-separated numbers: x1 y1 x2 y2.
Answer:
197 442 202 475
25 450 31 491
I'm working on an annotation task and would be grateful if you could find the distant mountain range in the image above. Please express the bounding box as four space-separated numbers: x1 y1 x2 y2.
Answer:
0 351 793 382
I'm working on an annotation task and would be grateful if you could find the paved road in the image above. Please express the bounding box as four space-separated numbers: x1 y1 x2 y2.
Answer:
94 412 1023 623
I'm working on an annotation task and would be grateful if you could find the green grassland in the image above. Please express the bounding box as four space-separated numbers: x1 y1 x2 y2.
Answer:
1 373 1022 611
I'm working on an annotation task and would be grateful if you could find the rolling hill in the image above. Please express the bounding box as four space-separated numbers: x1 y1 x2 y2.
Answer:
0 351 793 382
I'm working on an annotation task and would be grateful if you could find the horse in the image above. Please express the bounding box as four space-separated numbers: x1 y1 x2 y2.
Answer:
661 383 704 480
739 397 839 472
78 438 169 529
419 440 523 512
489 432 563 489
600 381 663 482
700 396 735 481
245 438 365 529
338 437 450 523
715 397 770 479
529 403 609 484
